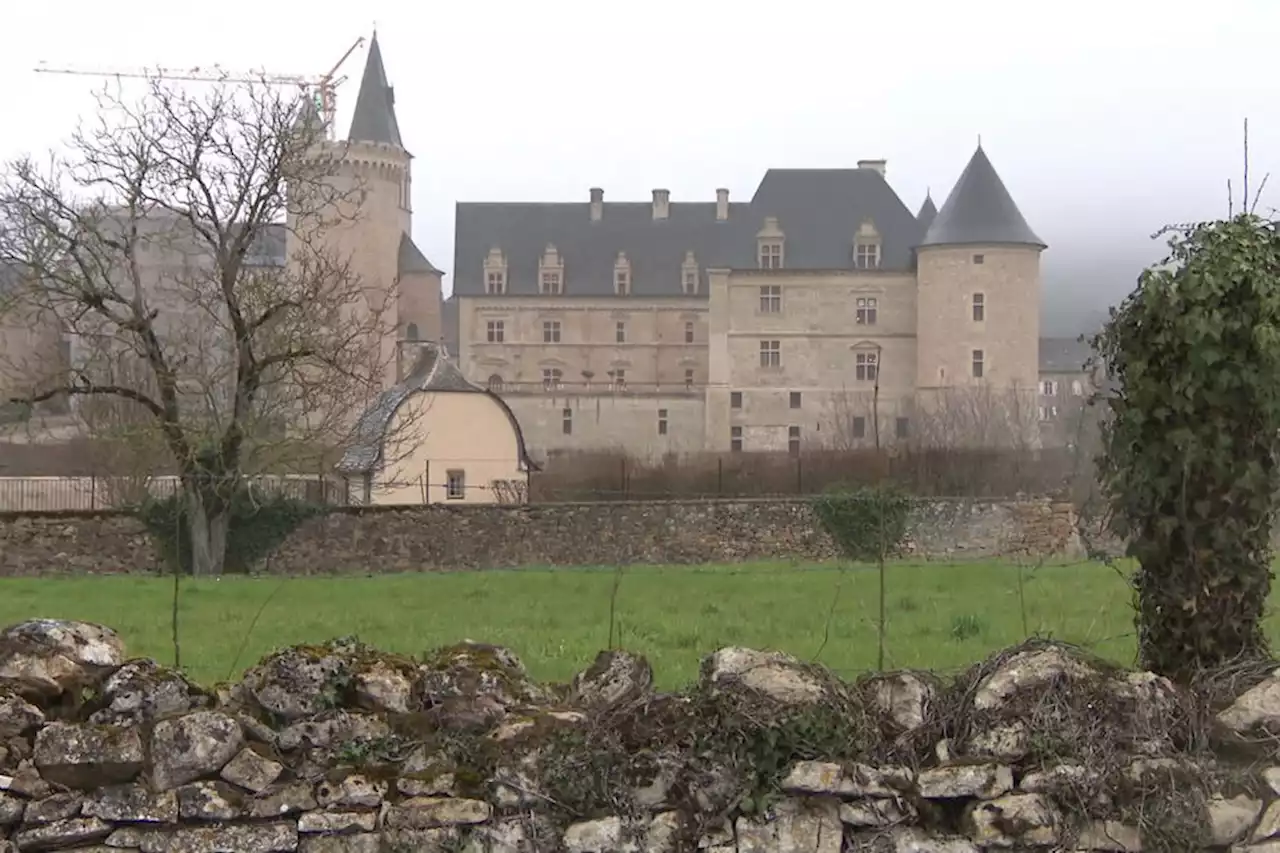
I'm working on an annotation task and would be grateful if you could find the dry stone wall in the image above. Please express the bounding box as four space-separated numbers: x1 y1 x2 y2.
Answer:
0 497 1083 576
3 619 1280 851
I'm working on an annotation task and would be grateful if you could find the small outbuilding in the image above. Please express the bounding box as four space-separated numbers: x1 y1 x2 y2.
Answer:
336 343 537 505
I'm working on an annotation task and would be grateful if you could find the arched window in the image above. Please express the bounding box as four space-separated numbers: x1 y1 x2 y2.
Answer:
488 374 504 392
406 323 420 341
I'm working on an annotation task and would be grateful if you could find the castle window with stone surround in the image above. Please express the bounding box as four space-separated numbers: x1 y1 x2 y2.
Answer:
615 321 627 344
488 374 504 391
562 407 572 434
539 244 565 294
658 408 668 435
856 297 878 325
855 351 878 382
682 251 699 294
972 293 985 322
542 368 563 390
759 340 781 369
684 322 695 344
614 252 631 296
542 321 561 343
685 369 695 389
759 285 781 313
972 349 985 379
730 426 743 452
483 248 508 294
788 425 801 456
446 470 466 500
853 220 881 269
757 217 785 269
486 321 505 343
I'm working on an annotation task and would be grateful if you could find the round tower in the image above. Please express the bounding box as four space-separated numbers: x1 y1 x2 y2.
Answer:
914 145 1045 399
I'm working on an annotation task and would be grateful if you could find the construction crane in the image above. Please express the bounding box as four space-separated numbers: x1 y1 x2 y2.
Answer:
33 36 366 141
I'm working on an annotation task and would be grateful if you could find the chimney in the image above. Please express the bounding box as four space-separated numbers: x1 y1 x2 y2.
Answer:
589 187 603 222
716 188 729 221
857 159 887 178
652 189 670 220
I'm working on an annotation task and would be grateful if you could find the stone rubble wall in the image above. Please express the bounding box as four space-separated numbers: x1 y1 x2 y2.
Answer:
0 497 1084 576
3 619 1280 852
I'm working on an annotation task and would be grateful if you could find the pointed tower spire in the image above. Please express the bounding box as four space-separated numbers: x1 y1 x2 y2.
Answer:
916 192 938 232
919 146 1043 248
348 32 403 147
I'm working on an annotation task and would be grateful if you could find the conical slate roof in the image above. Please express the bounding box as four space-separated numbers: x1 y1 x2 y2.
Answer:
398 233 442 276
916 193 938 232
919 146 1044 249
348 33 403 147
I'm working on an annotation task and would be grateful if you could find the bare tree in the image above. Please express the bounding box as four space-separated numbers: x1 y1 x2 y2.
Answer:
0 76 403 575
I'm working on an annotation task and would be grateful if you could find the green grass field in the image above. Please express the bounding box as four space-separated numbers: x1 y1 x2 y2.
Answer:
0 559 1262 690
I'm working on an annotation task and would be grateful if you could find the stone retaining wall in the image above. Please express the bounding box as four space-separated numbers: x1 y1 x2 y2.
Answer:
0 497 1083 576
1 619 1277 852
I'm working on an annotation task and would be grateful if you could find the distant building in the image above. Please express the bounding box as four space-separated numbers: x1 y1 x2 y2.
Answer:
336 342 536 504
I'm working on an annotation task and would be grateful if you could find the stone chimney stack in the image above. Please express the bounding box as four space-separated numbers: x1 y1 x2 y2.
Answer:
652 189 670 220
589 187 604 222
715 188 729 221
857 159 887 178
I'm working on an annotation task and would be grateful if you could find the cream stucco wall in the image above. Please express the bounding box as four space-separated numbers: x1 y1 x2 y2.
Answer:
368 390 527 505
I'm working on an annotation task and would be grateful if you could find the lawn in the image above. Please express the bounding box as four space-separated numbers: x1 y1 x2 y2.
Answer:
0 558 1256 690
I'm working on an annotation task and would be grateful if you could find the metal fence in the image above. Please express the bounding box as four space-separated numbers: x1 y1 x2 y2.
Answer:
0 474 343 512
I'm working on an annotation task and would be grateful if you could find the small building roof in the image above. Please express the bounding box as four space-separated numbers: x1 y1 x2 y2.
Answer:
336 342 536 475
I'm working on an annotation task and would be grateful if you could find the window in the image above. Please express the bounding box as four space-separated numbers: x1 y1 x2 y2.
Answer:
445 470 465 500
684 369 695 390
895 417 909 439
657 408 668 435
542 368 563 390
406 322 420 341
540 271 562 294
972 293 985 322
684 322 695 344
1041 380 1058 396
972 349 985 379
855 297 878 325
759 241 783 269
973 253 985 265
789 391 801 409
1038 405 1059 421
542 320 561 343
487 374 504 392
486 270 506 294
855 351 878 382
788 425 801 456
730 391 743 409
759 285 781 313
612 369 627 390
1072 380 1084 396
615 269 630 295
759 340 781 369
852 416 866 439
614 321 627 344
562 407 572 435
683 269 698 294
486 320 505 343
854 242 881 269
730 426 743 452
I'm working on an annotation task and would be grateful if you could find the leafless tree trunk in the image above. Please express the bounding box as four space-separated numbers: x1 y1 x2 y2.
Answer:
0 75 403 575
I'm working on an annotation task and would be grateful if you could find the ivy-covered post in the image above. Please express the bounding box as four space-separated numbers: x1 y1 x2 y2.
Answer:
1093 213 1280 682
813 484 910 669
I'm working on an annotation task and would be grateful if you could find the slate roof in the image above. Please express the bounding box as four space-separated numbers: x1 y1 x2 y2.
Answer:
398 232 442 276
348 33 403 147
916 194 938 233
1039 336 1095 373
920 146 1044 249
336 342 536 475
452 167 931 298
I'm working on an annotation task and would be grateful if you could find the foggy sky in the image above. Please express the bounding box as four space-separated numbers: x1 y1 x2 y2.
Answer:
3 0 1278 338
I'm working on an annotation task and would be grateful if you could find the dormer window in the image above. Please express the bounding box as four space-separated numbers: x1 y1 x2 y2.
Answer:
757 217 785 269
853 220 881 269
614 252 631 296
483 247 507 295
681 251 699 294
539 244 564 295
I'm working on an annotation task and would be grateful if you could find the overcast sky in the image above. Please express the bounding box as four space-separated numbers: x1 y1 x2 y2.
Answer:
3 0 1278 336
